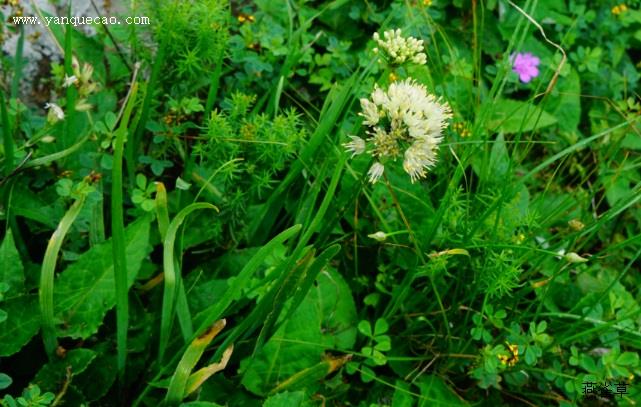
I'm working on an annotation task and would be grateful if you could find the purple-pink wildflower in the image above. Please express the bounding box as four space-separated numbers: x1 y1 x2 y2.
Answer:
511 52 540 83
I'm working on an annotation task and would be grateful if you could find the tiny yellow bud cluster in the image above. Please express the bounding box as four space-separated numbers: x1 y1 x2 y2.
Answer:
498 342 519 367
237 14 255 23
453 122 471 138
612 4 628 15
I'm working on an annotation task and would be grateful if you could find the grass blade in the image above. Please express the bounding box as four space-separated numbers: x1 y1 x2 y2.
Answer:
247 77 356 244
112 82 139 380
183 345 233 398
39 194 86 356
61 5 76 150
1 90 13 177
22 135 89 170
155 182 170 241
165 319 229 406
193 224 302 337
159 202 218 363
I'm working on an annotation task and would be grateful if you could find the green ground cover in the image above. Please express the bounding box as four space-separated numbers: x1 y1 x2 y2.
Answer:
1 0 641 405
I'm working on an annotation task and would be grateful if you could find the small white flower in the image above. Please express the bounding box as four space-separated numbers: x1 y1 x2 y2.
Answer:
359 98 379 126
368 231 387 242
346 78 452 184
75 99 93 112
367 162 385 184
403 140 437 183
62 74 78 88
343 136 366 157
45 102 64 123
371 86 388 106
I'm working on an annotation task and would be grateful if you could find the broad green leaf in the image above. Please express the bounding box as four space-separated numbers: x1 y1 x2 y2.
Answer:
601 171 636 207
10 186 63 228
416 375 468 406
73 347 118 402
33 349 96 393
488 133 510 180
622 133 641 150
262 391 309 407
0 295 40 356
53 217 151 339
0 373 12 390
486 99 557 134
616 352 639 367
544 68 581 133
0 230 24 298
240 268 357 396
392 380 413 407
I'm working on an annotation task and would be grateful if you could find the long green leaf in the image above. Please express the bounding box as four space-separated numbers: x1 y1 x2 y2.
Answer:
22 135 89 170
61 5 76 149
247 77 356 244
192 224 302 338
155 182 170 241
159 203 218 363
1 87 13 177
112 82 139 378
39 194 86 356
165 320 228 406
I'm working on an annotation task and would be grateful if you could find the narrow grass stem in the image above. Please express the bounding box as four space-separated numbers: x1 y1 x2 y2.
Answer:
112 82 139 382
1 90 13 177
382 175 451 343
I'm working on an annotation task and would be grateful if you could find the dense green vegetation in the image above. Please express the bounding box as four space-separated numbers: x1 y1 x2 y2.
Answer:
1 0 641 405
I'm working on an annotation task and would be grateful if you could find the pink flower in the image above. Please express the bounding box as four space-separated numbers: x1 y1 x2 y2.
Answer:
511 52 540 83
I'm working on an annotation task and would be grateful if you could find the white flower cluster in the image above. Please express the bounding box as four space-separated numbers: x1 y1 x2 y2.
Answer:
344 79 452 184
373 29 427 66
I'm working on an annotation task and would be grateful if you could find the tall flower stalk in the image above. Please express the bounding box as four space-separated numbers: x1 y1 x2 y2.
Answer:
345 30 452 184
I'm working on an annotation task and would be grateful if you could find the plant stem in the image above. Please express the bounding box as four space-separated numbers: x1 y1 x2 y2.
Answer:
112 82 139 383
382 176 451 343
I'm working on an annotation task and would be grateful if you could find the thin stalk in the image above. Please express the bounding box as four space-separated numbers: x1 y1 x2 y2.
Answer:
203 49 224 119
11 25 25 99
129 39 168 181
40 194 86 356
382 176 451 344
89 181 105 246
112 82 139 381
155 182 170 240
62 5 76 150
1 90 13 176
